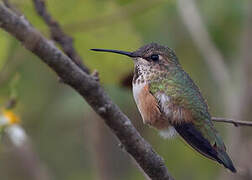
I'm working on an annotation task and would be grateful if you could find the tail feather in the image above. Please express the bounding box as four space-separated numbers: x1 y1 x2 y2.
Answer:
217 150 236 173
174 123 236 173
214 132 236 172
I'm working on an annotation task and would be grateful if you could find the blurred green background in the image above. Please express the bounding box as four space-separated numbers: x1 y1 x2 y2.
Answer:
0 0 251 180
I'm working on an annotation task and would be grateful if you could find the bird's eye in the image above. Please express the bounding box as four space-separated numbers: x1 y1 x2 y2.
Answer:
150 54 159 61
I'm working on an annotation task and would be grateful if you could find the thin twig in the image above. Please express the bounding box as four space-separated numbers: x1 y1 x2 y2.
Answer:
0 4 174 180
32 0 89 74
212 117 252 127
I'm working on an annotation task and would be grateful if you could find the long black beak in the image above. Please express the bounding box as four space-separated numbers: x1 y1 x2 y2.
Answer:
90 48 137 58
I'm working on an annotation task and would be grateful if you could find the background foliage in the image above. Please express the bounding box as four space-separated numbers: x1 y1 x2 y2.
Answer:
0 0 250 180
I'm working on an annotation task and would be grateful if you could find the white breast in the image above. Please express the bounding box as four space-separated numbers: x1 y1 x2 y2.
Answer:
132 61 150 104
132 82 146 105
132 81 177 139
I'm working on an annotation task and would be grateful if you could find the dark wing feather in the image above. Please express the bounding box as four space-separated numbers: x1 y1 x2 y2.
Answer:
174 123 223 164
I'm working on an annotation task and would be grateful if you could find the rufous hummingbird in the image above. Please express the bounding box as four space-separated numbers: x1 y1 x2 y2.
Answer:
91 43 236 173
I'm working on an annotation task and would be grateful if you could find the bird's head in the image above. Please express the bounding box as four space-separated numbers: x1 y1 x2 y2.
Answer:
91 43 180 70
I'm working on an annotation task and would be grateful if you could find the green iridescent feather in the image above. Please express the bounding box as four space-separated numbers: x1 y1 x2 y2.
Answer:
148 60 237 171
149 64 225 148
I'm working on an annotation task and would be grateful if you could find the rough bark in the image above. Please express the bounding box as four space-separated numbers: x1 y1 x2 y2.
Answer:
0 3 173 180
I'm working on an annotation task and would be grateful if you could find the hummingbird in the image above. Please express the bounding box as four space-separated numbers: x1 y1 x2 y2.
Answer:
91 43 236 173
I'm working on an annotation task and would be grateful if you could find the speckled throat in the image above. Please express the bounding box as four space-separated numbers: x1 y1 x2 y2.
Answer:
132 59 167 86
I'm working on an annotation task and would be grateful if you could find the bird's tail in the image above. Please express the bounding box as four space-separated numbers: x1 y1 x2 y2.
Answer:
216 150 236 173
214 134 236 173
175 123 236 173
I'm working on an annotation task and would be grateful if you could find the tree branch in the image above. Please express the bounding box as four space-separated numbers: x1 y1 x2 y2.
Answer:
0 3 174 180
212 117 252 127
32 0 89 74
